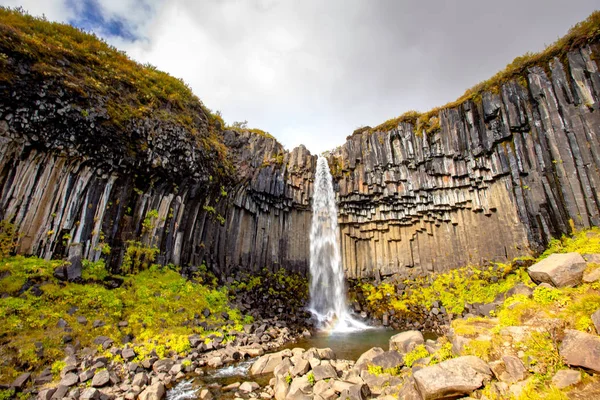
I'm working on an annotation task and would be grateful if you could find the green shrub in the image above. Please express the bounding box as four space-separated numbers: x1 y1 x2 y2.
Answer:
404 344 429 367
121 241 159 274
0 220 18 259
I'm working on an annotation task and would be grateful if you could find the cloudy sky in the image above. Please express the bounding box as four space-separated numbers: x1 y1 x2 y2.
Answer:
3 1 598 153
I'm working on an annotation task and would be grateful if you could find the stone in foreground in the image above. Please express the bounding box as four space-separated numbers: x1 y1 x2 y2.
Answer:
138 382 165 400
413 356 492 400
551 369 581 389
527 253 586 287
559 329 600 373
389 331 424 354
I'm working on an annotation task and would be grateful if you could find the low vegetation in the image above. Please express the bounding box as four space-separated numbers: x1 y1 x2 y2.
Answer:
0 256 248 382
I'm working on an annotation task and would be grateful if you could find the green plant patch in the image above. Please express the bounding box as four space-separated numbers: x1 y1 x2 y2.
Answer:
0 256 248 381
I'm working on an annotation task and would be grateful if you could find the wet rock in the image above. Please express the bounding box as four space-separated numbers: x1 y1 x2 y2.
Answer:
250 350 290 375
551 369 581 389
527 253 587 287
199 389 213 400
389 331 424 354
559 329 600 373
413 356 492 400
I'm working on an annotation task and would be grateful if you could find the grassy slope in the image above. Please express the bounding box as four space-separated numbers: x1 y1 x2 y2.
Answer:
361 228 600 399
0 257 249 383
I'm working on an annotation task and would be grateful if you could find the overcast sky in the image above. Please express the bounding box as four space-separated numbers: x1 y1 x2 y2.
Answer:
3 1 598 153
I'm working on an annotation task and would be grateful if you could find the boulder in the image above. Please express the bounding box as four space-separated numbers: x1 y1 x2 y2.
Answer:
551 369 581 389
53 244 83 281
60 372 78 387
338 383 370 400
250 350 291 375
489 356 527 383
122 347 136 361
287 375 311 399
152 359 174 374
559 329 600 373
312 364 337 381
317 348 336 360
413 356 492 400
79 388 101 400
138 382 166 400
527 253 586 287
592 309 600 334
396 376 421 400
199 389 213 400
354 347 385 371
583 268 600 283
11 372 31 390
371 351 404 370
132 372 147 387
239 381 260 392
389 331 424 354
291 359 310 377
91 369 110 387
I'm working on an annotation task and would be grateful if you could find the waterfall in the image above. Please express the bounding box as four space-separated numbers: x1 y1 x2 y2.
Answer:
308 155 368 332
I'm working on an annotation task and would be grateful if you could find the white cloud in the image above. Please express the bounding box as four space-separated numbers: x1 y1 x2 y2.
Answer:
2 0 599 154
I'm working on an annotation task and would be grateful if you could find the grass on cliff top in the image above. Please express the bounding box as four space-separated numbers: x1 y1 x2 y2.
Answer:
0 7 232 157
0 256 249 382
368 10 600 135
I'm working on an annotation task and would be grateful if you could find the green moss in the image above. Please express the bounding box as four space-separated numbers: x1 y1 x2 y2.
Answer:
0 220 18 258
0 389 15 400
429 340 454 365
307 371 315 386
0 257 249 379
403 344 429 367
540 227 600 258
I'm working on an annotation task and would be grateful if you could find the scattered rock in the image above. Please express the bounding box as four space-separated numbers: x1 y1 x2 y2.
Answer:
11 372 31 390
138 382 165 400
79 388 101 400
413 356 492 400
239 381 260 392
91 369 110 387
583 268 600 283
592 309 600 334
559 329 600 373
122 347 136 361
389 330 424 354
199 388 213 400
551 369 581 389
60 372 78 387
527 253 587 287
355 347 385 371
371 351 404 370
312 364 337 381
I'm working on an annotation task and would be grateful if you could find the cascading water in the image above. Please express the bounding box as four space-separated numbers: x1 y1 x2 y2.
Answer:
308 155 369 332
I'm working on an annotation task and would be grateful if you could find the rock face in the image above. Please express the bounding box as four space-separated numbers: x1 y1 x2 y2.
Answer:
327 44 600 278
527 253 587 287
1 13 600 281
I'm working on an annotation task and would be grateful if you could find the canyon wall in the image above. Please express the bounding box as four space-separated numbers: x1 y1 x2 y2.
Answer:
1 9 599 282
328 44 600 279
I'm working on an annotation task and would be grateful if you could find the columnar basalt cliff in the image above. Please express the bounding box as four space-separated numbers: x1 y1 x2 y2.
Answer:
1 8 600 282
328 44 600 279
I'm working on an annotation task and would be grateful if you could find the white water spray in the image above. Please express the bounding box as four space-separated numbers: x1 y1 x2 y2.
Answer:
309 155 369 332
